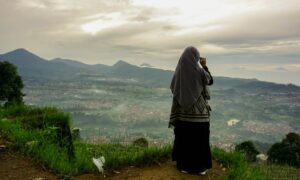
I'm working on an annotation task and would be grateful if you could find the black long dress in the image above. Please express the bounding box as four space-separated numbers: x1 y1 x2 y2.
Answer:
172 118 212 173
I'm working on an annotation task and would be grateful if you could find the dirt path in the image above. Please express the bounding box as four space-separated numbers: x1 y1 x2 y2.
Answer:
75 160 224 180
0 136 224 180
0 140 57 180
0 151 58 180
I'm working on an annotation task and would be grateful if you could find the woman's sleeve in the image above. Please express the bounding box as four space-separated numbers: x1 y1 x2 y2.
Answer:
197 61 213 86
203 66 214 86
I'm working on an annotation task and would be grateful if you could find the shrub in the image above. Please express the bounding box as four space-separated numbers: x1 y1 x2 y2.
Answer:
235 141 259 162
267 132 300 167
1 105 74 160
133 137 149 147
0 61 24 105
0 105 172 176
212 147 264 179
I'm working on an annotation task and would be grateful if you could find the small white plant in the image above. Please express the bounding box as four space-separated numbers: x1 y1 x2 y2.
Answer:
92 156 105 175
256 153 268 161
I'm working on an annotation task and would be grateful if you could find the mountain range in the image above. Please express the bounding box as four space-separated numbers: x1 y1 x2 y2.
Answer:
1 48 299 92
1 48 299 146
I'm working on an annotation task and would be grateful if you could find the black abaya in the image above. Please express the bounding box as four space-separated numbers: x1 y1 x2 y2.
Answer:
172 121 212 173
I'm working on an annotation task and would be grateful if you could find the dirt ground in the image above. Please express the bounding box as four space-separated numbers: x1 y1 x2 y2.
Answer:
0 136 224 180
75 160 224 180
0 147 57 180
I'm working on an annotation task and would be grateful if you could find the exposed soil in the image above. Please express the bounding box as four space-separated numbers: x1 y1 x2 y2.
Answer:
0 135 224 180
0 138 57 180
75 160 224 180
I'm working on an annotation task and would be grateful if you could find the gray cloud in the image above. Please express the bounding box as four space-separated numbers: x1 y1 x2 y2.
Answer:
276 67 288 71
0 0 299 84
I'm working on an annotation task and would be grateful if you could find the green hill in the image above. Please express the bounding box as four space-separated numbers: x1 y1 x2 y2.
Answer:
1 105 299 179
0 105 266 179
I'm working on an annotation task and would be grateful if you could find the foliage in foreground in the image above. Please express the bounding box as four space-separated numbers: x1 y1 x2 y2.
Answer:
0 105 172 177
235 141 259 162
267 132 300 168
0 120 172 176
0 61 24 105
2 105 297 180
0 105 74 159
212 147 264 180
258 163 300 180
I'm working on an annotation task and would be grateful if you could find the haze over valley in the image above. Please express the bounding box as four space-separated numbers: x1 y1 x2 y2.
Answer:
1 48 299 151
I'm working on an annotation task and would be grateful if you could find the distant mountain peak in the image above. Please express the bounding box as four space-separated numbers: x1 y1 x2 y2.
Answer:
14 48 28 52
113 60 130 66
52 57 64 61
0 48 46 63
140 63 153 68
13 48 29 52
51 57 92 69
6 48 32 54
110 60 142 72
52 57 83 64
7 48 34 56
112 60 134 69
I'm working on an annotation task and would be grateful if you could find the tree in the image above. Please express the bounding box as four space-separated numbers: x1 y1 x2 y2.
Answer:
235 141 259 162
0 61 24 105
267 132 300 167
133 137 149 147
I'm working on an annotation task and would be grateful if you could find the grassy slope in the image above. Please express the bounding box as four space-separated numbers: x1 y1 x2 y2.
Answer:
0 120 171 177
2 105 297 179
0 105 172 178
212 148 263 179
258 164 300 179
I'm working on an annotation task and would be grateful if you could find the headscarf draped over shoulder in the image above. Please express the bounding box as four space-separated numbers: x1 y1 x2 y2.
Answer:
170 46 206 111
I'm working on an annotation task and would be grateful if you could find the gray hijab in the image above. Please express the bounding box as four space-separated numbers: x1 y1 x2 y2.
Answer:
170 46 206 111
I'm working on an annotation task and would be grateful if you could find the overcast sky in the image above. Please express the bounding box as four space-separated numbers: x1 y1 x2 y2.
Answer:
0 0 300 84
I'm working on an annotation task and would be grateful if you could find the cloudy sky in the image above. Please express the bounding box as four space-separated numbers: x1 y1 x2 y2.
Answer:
1 0 300 84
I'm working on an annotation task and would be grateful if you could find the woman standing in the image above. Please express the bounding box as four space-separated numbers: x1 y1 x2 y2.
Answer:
169 46 213 175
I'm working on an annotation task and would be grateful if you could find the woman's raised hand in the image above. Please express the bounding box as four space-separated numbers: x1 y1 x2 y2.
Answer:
200 57 207 67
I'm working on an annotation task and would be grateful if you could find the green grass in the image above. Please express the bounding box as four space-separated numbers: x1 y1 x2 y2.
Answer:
0 119 172 176
1 105 298 180
258 163 300 180
0 105 71 129
0 120 72 175
0 105 172 177
212 147 265 179
73 142 172 173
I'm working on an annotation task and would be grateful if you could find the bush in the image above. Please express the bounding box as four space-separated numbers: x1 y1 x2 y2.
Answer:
267 132 300 167
0 61 24 105
133 137 149 147
1 105 74 160
0 105 172 176
235 141 259 162
212 147 264 179
72 128 81 140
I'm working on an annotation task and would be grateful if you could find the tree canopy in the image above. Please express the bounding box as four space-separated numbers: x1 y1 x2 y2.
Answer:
0 61 24 105
235 141 259 162
268 132 300 167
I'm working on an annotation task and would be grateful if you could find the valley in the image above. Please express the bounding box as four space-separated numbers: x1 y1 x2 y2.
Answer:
1 49 299 151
